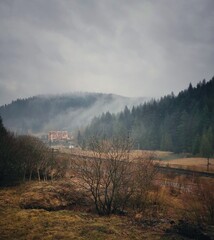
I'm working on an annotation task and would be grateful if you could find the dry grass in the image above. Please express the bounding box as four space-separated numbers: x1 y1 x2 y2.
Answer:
0 181 187 240
160 157 214 172
60 147 214 174
66 148 214 172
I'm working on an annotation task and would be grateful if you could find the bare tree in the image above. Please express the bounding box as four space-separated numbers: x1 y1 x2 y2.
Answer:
71 136 158 215
17 135 54 181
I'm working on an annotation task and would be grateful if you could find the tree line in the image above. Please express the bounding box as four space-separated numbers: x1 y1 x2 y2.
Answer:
81 77 214 157
0 117 58 185
0 93 128 134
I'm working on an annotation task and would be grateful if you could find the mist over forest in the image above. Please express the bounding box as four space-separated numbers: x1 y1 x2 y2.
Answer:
1 77 213 157
0 92 146 134
82 78 214 155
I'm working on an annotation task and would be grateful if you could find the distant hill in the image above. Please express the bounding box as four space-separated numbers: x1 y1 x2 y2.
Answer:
83 78 214 155
0 93 146 134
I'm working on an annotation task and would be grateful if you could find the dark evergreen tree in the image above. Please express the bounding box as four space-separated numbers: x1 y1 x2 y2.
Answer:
83 77 214 155
0 116 55 185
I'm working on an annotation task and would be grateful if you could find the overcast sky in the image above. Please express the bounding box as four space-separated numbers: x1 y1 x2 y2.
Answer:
0 0 214 105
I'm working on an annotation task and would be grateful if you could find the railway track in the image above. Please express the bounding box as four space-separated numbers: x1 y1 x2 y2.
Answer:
69 152 214 178
157 166 214 178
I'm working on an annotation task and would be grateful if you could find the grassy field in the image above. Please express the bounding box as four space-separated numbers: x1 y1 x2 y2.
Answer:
65 148 214 172
160 157 214 171
1 149 210 239
0 181 190 240
156 150 214 172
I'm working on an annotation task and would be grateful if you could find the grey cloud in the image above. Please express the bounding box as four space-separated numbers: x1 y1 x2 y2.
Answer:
0 0 214 105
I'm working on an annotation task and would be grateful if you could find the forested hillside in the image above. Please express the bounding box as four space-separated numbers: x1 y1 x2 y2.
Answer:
83 78 214 155
0 93 145 134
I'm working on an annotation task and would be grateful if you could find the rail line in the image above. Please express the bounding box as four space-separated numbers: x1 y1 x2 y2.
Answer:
69 152 214 178
157 166 214 178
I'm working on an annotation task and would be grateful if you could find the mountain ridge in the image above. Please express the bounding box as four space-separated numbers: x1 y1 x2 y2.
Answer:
83 78 214 154
0 92 146 134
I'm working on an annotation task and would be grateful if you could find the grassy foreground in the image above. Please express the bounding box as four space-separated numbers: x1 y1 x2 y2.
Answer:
0 182 185 240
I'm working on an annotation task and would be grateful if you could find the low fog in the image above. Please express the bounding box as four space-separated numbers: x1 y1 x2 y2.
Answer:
0 93 146 134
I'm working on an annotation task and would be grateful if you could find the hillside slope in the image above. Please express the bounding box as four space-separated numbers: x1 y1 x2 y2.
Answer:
83 78 214 154
0 93 145 134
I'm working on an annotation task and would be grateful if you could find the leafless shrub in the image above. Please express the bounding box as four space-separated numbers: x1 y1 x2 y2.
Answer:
17 135 56 181
130 156 159 211
71 136 158 215
182 179 214 225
